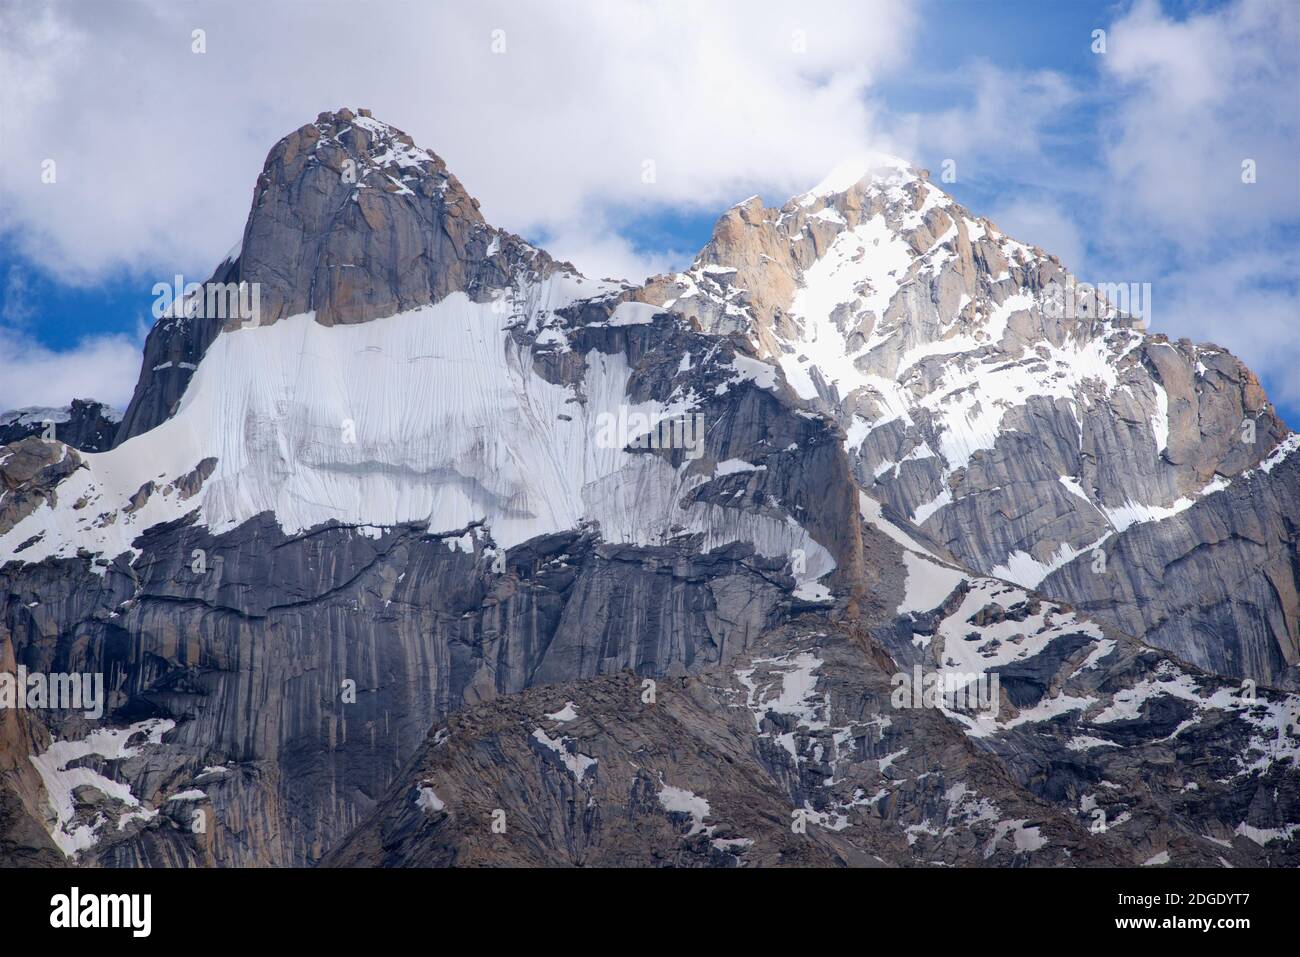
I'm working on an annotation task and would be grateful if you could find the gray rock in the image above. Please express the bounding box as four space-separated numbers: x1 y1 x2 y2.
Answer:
0 400 120 453
1042 445 1300 687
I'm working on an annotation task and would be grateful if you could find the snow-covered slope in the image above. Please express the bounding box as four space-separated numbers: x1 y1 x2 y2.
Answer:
0 287 831 591
1 108 841 597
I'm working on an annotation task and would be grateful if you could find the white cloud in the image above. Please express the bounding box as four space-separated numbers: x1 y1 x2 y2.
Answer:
899 61 1078 175
2 266 37 327
1148 247 1300 414
0 0 918 285
0 327 144 412
537 218 694 285
0 265 144 413
1098 0 1299 246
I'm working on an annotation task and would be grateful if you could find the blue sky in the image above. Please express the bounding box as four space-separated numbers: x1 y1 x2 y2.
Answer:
1 0 1296 422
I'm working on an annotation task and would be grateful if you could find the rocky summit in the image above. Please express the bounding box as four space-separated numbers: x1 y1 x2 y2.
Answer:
1 111 1296 869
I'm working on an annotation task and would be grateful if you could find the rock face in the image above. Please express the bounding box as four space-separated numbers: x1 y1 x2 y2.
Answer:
1 113 1297 868
0 400 120 453
641 158 1298 685
112 253 235 445
1042 437 1300 685
330 529 1300 868
0 520 802 865
114 108 565 445
238 108 554 329
0 439 84 539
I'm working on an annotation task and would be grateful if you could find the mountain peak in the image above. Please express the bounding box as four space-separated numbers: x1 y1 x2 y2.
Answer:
296 108 479 216
638 150 950 354
112 109 575 442
800 152 923 203
235 107 533 328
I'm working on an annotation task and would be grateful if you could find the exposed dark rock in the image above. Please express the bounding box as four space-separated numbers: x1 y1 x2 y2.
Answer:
0 399 120 453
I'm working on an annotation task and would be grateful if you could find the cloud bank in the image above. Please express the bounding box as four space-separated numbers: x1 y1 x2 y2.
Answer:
0 0 917 284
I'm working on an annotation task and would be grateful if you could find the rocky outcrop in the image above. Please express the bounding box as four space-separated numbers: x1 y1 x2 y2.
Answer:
1042 439 1300 687
238 108 562 329
0 438 83 538
324 641 1123 868
112 252 237 444
0 400 120 453
0 633 64 868
0 519 803 865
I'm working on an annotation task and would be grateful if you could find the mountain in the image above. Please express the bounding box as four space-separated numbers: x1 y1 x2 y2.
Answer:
1 110 1296 868
639 156 1299 687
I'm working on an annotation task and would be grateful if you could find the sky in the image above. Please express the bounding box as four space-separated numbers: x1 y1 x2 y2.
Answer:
1 0 1297 423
